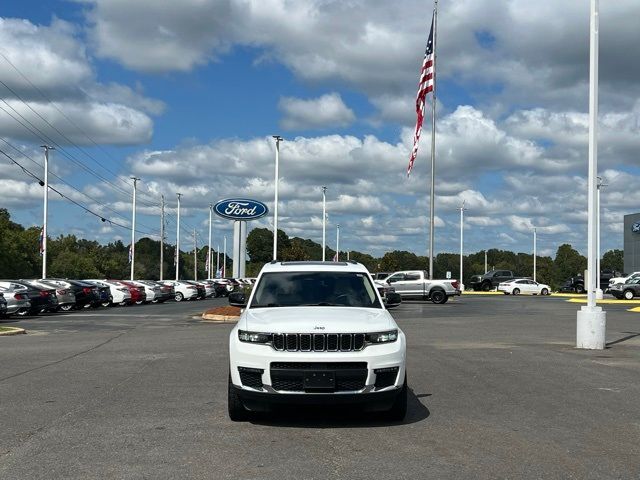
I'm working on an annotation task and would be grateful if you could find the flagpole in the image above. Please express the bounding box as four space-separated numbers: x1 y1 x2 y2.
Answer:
428 0 438 280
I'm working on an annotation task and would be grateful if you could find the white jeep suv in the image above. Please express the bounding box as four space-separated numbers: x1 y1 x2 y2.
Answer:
227 261 407 421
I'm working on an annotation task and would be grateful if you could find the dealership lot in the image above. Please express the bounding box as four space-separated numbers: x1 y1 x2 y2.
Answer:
1 296 639 479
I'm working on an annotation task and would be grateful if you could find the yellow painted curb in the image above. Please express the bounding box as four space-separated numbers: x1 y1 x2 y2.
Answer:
565 298 640 305
627 306 640 312
461 291 503 295
550 293 587 298
0 327 26 336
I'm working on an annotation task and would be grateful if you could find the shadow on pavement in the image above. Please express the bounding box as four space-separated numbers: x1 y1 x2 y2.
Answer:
606 332 640 347
248 387 430 428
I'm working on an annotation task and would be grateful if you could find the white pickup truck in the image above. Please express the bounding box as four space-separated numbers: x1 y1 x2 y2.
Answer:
375 270 460 304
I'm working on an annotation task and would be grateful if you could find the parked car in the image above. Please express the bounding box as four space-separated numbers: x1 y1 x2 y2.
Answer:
43 279 101 309
0 286 31 316
609 278 640 300
372 272 391 281
127 280 161 304
118 281 147 305
183 281 207 299
469 270 517 291
0 292 7 316
30 279 76 311
227 260 406 421
159 281 199 302
0 281 58 315
608 272 640 291
498 279 551 296
85 280 132 306
382 270 459 304
137 280 174 303
558 276 585 294
208 279 234 297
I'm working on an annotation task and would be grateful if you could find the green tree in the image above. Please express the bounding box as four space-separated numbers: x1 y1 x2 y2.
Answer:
379 250 423 272
246 228 290 262
552 244 587 285
601 249 623 273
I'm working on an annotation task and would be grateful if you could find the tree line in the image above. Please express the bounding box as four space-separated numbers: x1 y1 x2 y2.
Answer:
0 209 624 288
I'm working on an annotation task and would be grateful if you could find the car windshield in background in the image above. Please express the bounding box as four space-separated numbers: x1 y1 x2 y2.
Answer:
250 271 382 309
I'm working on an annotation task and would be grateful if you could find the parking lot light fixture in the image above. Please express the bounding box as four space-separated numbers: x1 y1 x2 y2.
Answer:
459 200 466 291
40 145 54 279
322 186 327 261
533 227 537 283
577 0 606 349
272 135 283 261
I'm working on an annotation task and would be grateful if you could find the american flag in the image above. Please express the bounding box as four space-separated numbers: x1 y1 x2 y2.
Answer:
407 13 435 176
39 228 44 255
128 245 132 264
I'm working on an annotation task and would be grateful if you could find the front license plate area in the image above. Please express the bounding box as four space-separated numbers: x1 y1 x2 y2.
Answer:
303 371 335 390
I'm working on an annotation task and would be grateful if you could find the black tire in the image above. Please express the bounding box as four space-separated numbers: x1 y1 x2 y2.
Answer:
512 288 520 295
482 282 491 292
430 289 447 304
228 374 248 421
541 288 549 296
575 285 585 294
151 299 159 304
623 289 634 300
385 374 407 421
175 292 184 302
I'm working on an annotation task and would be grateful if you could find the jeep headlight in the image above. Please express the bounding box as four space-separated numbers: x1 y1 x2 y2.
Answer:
238 330 272 344
366 329 398 344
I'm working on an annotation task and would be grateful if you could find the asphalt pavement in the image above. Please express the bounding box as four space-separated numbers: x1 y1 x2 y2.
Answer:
1 295 639 479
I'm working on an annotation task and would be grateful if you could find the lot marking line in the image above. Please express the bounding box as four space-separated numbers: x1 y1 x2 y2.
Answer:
627 306 640 313
566 298 640 305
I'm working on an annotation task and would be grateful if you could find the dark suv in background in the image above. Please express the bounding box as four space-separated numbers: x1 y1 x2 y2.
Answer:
469 270 517 291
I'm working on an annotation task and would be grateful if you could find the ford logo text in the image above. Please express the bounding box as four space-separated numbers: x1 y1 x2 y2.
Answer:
214 198 269 221
633 222 640 233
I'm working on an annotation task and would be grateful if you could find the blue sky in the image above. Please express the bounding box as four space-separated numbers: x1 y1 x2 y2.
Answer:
1 0 640 262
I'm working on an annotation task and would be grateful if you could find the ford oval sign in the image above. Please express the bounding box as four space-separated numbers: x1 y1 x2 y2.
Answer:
214 198 268 221
632 222 640 233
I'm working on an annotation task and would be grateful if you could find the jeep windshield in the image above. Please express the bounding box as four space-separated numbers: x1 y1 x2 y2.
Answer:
250 271 382 309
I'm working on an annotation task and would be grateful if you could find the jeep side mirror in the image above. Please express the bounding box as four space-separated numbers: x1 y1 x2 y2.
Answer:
384 292 402 309
228 292 247 307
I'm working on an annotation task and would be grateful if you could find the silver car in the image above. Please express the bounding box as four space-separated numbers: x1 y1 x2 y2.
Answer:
0 286 31 316
31 279 77 311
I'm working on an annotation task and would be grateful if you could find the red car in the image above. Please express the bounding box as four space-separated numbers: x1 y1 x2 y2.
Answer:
110 280 147 305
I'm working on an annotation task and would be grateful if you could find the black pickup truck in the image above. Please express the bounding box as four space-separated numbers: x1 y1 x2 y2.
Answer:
469 270 517 291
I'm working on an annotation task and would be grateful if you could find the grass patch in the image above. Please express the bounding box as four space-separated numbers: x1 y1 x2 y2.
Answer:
0 326 15 332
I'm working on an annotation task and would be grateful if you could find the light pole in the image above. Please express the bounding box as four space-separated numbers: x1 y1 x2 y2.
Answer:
272 135 282 260
595 176 608 299
484 250 488 274
216 244 220 277
193 228 197 281
130 177 140 281
208 204 213 279
533 227 537 283
459 200 466 291
175 193 182 280
577 0 606 349
322 186 327 261
40 145 54 279
160 195 165 281
336 224 340 262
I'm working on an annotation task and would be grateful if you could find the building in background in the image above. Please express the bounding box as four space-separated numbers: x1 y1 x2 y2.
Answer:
623 213 640 274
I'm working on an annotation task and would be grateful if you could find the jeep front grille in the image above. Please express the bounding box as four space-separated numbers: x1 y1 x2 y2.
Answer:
272 333 365 352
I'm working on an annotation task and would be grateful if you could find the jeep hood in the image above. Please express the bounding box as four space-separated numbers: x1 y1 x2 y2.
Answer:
242 307 394 333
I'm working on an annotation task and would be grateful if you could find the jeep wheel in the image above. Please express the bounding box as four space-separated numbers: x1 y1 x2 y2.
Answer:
385 374 407 422
512 288 520 295
431 289 447 304
623 289 634 300
228 374 248 421
482 282 491 292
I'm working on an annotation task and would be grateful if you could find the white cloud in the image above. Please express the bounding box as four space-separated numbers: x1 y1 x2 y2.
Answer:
0 17 160 145
279 93 355 131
